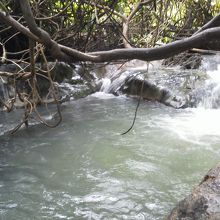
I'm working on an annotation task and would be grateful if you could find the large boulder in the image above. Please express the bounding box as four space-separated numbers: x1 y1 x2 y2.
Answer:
167 163 220 220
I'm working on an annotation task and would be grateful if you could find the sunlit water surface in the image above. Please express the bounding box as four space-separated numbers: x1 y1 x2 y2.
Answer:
0 92 220 220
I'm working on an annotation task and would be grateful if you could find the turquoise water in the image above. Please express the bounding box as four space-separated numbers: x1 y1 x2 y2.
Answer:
0 93 220 219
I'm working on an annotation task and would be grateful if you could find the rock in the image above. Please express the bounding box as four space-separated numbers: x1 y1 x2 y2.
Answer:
58 64 100 101
98 59 209 108
0 62 100 109
120 77 187 108
0 62 76 97
167 163 220 220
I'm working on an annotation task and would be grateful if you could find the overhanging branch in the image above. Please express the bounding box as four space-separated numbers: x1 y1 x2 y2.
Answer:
1 7 220 63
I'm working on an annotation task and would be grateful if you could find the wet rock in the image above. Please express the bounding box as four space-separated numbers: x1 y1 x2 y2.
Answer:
0 62 99 108
0 62 76 97
120 77 187 108
58 82 97 102
98 59 210 108
167 163 220 220
59 65 100 102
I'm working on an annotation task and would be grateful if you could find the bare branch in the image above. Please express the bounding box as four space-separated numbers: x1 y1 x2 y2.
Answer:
0 10 40 41
0 10 98 62
89 27 220 62
195 13 220 34
18 0 72 61
87 1 126 21
35 0 75 21
0 42 6 63
128 0 155 21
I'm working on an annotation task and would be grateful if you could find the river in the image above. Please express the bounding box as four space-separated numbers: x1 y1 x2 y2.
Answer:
1 62 220 219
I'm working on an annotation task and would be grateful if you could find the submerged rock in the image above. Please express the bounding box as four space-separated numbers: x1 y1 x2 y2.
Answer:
167 163 220 220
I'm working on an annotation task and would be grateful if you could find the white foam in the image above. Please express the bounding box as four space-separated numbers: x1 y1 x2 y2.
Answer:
90 92 116 99
160 108 220 144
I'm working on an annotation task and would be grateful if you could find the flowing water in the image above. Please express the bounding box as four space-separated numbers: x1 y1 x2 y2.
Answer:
1 61 220 219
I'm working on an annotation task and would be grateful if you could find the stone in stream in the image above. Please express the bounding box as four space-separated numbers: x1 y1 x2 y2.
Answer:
120 77 187 108
167 163 220 220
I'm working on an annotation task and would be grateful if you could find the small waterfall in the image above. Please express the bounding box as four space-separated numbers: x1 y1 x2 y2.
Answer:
0 77 9 104
200 64 220 108
99 60 157 94
100 70 138 94
98 58 220 109
100 78 111 92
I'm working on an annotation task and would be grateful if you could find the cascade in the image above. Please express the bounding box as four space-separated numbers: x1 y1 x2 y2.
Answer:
0 77 9 104
100 69 141 94
99 60 161 95
200 64 220 108
99 57 220 109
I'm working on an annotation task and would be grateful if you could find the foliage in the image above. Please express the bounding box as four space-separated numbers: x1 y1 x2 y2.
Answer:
1 0 220 50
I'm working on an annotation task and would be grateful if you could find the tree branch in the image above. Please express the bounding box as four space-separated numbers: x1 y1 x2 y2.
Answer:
0 10 98 62
18 0 72 61
1 7 220 64
89 27 220 62
195 13 220 34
